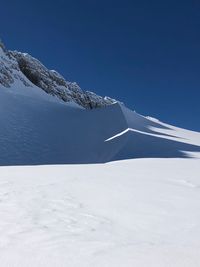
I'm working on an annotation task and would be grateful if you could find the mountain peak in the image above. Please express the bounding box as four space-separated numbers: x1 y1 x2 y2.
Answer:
0 42 117 109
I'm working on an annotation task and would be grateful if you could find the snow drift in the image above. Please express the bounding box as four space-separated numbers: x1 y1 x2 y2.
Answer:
0 83 200 165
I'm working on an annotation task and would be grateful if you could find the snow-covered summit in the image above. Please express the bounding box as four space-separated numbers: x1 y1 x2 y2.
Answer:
0 42 117 108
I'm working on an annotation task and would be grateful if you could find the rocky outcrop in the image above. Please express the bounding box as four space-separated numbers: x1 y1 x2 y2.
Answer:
0 41 117 109
0 45 30 88
10 51 117 108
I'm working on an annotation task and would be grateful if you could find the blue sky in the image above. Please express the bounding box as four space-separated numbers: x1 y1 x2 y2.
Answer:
1 0 200 131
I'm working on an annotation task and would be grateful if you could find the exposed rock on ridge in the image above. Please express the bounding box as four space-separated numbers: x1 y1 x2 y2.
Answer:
0 41 117 109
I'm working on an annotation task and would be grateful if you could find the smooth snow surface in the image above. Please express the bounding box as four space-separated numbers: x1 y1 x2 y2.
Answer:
0 159 200 266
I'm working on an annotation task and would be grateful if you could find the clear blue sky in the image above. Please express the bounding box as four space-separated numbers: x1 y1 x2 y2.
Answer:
1 0 200 131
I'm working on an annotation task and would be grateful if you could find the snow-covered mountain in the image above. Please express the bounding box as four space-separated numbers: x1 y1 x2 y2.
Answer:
1 41 200 267
0 42 200 165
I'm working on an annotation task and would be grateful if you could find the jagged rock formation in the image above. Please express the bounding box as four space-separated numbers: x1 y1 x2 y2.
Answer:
0 43 30 88
0 41 117 109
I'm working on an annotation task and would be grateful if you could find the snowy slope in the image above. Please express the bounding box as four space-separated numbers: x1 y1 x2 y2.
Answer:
0 159 200 267
0 81 200 165
0 79 200 267
0 42 200 267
